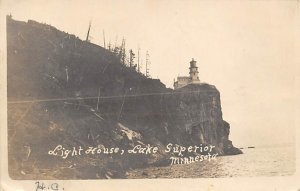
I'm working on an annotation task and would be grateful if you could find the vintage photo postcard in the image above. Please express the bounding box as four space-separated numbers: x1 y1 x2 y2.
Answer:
1 0 299 191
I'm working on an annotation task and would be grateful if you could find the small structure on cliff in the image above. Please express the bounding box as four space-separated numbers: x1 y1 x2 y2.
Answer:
173 58 201 89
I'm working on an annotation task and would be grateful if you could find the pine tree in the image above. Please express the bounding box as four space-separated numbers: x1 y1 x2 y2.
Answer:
129 49 135 68
120 38 126 65
137 47 140 72
146 51 150 78
102 30 106 49
113 46 121 60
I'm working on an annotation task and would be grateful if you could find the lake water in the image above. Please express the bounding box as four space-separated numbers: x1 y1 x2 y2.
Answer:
127 145 295 178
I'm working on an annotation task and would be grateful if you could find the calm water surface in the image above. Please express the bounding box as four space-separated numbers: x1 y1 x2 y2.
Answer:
127 145 295 178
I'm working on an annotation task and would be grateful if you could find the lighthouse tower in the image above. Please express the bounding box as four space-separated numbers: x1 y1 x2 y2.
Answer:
173 58 201 89
189 58 200 83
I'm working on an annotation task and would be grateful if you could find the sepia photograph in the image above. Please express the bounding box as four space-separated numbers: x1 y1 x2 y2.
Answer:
0 0 299 190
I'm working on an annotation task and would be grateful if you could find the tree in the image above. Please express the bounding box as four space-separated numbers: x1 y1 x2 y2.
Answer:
108 40 112 51
113 46 121 60
85 21 92 42
129 49 135 68
145 51 150 78
120 38 126 65
102 30 106 49
137 47 140 72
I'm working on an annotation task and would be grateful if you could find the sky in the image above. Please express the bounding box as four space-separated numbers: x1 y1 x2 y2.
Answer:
2 0 299 147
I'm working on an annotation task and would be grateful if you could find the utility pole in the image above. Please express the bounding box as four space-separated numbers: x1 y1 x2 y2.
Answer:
86 21 92 42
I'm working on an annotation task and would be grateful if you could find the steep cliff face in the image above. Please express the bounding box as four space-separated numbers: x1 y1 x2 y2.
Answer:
116 83 241 155
165 84 241 155
7 17 241 179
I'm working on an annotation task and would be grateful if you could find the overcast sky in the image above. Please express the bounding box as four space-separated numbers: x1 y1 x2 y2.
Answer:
3 0 299 147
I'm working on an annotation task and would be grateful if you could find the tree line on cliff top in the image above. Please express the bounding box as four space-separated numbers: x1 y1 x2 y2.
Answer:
85 20 152 78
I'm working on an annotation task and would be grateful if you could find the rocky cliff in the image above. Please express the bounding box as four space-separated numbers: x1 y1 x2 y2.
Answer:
7 17 241 179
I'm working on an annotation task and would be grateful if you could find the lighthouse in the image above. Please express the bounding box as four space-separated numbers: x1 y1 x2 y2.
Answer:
173 58 201 89
189 58 200 82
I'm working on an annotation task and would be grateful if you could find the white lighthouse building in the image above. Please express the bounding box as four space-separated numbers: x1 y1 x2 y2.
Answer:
174 58 201 89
